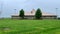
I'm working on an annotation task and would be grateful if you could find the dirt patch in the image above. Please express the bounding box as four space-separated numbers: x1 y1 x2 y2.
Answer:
0 27 11 31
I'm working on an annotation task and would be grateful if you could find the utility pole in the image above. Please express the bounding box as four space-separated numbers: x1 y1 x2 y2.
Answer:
55 8 58 19
14 9 17 14
0 1 3 18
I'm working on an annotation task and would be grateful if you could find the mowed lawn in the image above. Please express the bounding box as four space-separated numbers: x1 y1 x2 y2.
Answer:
0 19 60 34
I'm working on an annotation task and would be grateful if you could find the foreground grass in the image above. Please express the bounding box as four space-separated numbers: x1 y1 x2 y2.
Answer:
0 19 60 34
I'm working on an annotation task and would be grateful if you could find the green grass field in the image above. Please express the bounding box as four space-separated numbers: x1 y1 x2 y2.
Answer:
0 19 60 34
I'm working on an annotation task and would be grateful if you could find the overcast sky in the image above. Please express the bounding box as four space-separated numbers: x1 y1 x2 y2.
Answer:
0 0 60 17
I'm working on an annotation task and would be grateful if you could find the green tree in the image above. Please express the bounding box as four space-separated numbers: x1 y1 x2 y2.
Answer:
35 8 42 19
19 9 24 19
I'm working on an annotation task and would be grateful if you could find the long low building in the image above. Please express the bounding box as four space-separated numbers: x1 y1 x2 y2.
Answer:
11 9 57 19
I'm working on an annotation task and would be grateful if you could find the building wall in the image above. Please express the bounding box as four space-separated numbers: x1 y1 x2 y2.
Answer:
11 15 57 19
42 16 57 19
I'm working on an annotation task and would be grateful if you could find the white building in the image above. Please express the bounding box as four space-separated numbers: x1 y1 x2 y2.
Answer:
11 9 57 19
